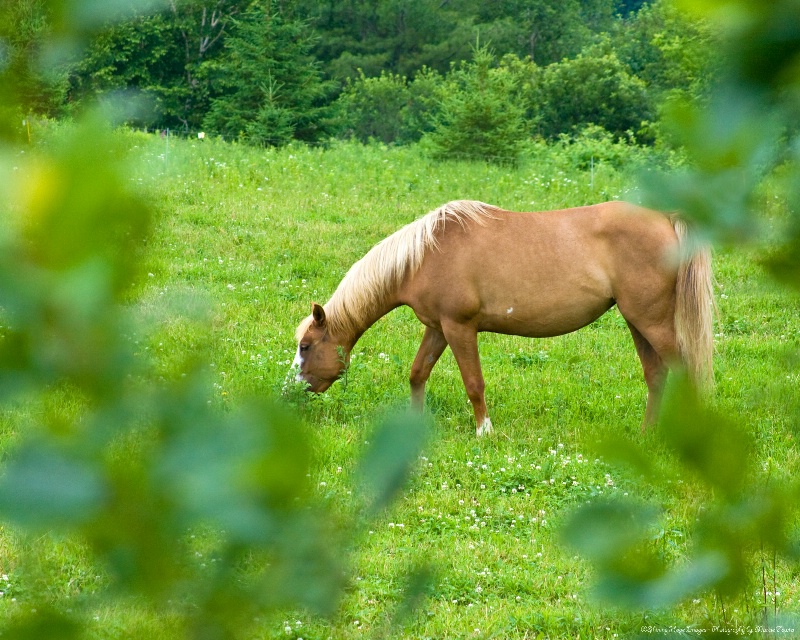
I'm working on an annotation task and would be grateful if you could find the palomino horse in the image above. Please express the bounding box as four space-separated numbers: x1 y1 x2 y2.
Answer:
292 200 714 436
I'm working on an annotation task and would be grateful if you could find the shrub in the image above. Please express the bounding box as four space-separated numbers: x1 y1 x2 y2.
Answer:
536 47 653 141
336 67 445 145
338 71 411 144
552 124 656 171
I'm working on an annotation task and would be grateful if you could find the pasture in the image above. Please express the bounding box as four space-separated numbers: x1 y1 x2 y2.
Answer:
2 131 799 638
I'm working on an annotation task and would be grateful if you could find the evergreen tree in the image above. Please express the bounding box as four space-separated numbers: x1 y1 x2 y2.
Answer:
0 0 68 137
423 46 526 163
202 3 332 146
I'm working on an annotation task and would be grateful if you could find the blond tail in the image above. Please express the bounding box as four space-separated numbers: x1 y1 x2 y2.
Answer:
672 217 715 390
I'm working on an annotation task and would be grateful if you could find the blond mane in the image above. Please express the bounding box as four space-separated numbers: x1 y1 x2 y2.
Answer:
296 200 496 341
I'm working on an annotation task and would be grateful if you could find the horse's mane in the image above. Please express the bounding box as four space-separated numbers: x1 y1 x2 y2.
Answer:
296 200 496 341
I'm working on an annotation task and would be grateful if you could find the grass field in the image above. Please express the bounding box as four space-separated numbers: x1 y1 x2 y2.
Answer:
1 131 799 639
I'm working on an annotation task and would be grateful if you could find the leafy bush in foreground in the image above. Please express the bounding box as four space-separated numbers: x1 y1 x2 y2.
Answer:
0 3 427 638
563 0 800 621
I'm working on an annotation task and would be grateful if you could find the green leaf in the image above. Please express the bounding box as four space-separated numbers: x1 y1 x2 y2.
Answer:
0 608 82 640
391 563 436 628
593 551 728 609
356 410 429 516
659 375 752 498
50 0 168 32
258 511 346 616
561 499 658 565
564 501 730 608
763 231 800 291
594 435 656 479
0 443 106 529
154 399 310 542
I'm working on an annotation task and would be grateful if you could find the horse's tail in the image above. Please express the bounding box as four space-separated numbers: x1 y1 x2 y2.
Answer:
671 216 715 389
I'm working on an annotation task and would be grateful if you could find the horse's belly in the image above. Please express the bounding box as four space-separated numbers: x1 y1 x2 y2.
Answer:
405 265 615 337
478 296 614 338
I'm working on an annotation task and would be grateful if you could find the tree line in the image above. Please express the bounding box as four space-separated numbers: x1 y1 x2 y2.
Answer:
4 0 713 158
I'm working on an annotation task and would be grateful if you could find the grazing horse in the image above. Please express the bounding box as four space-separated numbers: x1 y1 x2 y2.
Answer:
292 200 714 437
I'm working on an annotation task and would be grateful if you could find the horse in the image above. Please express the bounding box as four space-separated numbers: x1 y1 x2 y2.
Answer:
292 200 714 437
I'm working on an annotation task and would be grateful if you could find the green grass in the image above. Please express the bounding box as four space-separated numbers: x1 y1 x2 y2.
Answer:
2 132 799 638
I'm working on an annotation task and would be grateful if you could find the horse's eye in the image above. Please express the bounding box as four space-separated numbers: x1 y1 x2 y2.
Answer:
299 344 310 352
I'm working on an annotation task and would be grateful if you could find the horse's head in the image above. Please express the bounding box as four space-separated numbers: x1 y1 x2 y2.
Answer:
292 303 349 392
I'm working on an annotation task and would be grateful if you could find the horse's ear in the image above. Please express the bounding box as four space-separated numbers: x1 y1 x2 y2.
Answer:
311 302 326 327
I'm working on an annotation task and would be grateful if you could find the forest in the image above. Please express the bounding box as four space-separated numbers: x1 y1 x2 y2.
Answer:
7 0 713 156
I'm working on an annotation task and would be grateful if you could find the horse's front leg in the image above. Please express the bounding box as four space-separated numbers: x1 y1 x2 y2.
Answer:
441 320 492 437
409 326 448 410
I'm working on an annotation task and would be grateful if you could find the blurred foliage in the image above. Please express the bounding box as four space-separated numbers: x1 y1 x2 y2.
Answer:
0 1 428 638
563 0 800 628
562 498 730 609
641 1 800 252
564 377 799 617
612 0 716 106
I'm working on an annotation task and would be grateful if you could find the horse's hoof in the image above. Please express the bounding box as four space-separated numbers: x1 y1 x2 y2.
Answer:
476 417 493 437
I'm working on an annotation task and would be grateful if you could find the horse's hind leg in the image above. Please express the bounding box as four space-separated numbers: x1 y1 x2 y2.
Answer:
409 326 448 410
626 321 670 429
440 320 492 437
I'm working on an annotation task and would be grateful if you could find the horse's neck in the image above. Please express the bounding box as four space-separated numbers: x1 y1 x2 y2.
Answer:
335 294 400 352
